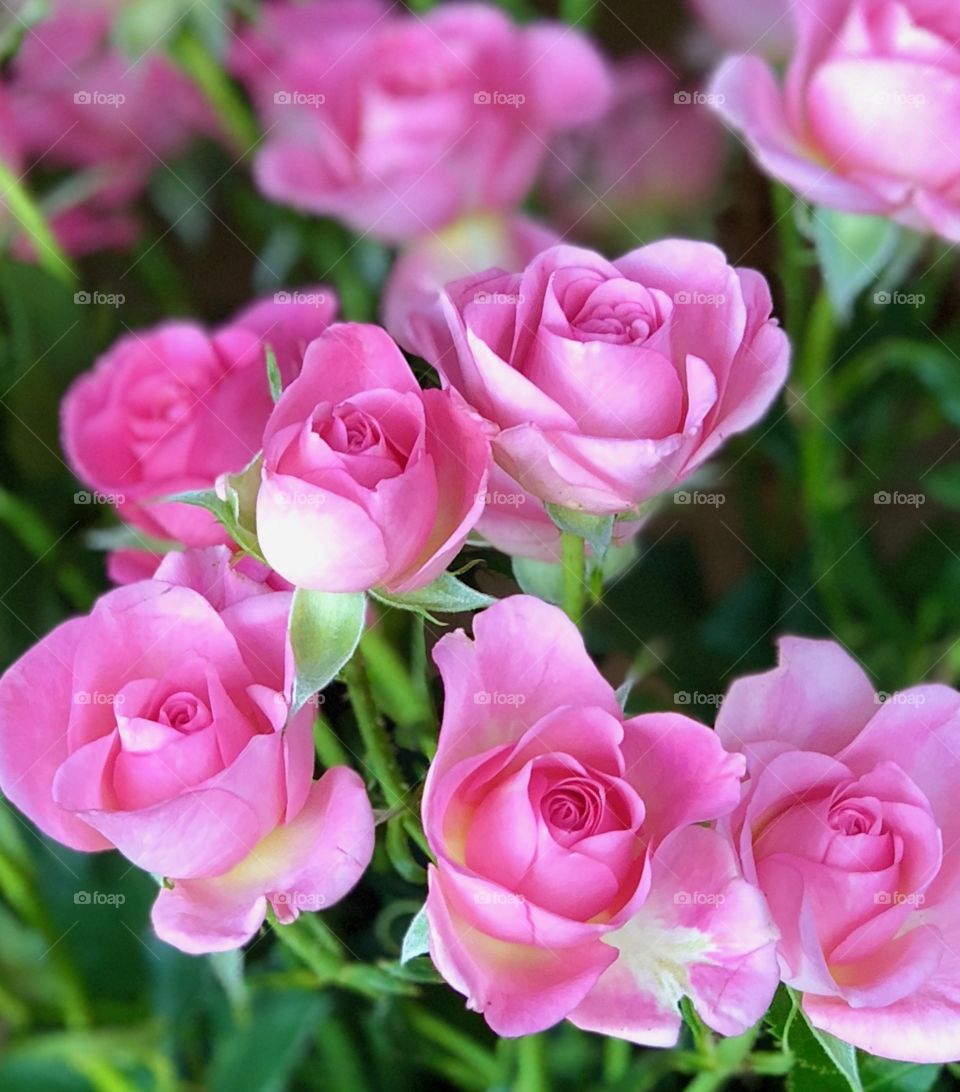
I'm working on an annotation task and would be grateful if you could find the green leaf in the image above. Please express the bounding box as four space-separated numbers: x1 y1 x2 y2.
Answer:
809 208 905 322
162 454 264 561
546 504 614 567
288 589 366 712
0 160 75 285
765 986 862 1092
400 905 431 965
371 572 496 618
512 556 563 605
208 950 247 1019
265 346 282 403
858 1056 940 1092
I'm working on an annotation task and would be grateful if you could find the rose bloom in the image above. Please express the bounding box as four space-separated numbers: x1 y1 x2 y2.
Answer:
256 323 489 594
422 596 779 1039
717 637 960 1062
542 58 727 241
0 547 374 953
712 0 960 241
688 0 795 61
230 1 610 241
415 242 789 515
62 288 337 547
6 0 218 253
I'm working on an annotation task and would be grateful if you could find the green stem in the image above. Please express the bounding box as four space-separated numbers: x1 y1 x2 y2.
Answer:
560 531 587 626
771 182 810 336
342 653 408 808
560 0 597 28
0 161 75 283
683 1026 759 1092
170 31 260 151
515 1034 549 1092
361 626 433 731
312 714 350 770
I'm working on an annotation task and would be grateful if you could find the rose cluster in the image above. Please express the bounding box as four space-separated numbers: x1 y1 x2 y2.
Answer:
0 0 957 1071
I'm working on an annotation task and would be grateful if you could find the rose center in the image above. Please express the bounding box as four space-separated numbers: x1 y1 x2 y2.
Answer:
157 691 211 734
574 302 661 345
541 778 603 838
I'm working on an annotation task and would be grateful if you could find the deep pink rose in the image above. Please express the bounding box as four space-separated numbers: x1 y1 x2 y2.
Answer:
230 1 610 241
62 288 337 547
689 0 795 61
422 596 778 1040
6 0 218 251
256 323 489 594
542 58 727 238
0 547 374 953
717 637 960 1062
712 0 960 241
418 242 789 515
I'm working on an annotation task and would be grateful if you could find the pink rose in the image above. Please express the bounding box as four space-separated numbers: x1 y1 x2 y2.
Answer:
419 242 789 515
689 0 795 61
6 0 218 251
422 596 779 1039
61 288 337 547
712 1 960 241
230 2 610 241
717 637 960 1062
0 547 374 954
542 58 727 239
256 323 489 594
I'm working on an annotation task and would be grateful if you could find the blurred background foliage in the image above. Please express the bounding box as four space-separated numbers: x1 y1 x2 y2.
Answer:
1 0 959 1089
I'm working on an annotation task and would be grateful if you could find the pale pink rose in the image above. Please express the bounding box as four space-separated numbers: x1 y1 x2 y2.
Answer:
689 0 795 61
418 242 789 515
542 58 726 239
6 0 218 252
712 0 960 241
717 637 960 1062
61 288 337 547
230 2 610 241
422 596 779 1039
256 323 489 594
0 547 374 954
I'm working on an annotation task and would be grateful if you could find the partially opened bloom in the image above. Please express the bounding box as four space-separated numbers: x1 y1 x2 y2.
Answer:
717 638 960 1062
418 242 789 515
422 596 778 1040
6 0 218 253
0 547 374 953
256 323 490 594
230 1 610 241
62 288 336 547
712 0 960 241
542 58 727 240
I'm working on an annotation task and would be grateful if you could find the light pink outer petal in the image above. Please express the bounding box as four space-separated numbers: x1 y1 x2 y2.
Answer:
424 595 620 802
151 767 374 954
0 618 110 852
620 713 746 844
570 826 779 1043
716 636 877 759
425 863 616 1037
256 469 389 593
